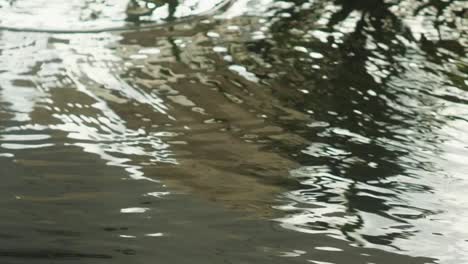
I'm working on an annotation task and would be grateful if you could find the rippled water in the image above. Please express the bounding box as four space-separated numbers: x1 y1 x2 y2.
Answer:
0 0 467 263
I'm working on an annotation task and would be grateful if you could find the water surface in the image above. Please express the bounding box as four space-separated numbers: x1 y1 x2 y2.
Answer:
0 0 467 263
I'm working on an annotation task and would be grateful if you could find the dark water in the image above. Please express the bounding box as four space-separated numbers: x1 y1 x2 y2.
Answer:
0 0 467 263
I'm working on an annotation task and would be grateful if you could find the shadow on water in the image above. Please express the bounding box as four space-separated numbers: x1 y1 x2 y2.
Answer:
0 0 467 263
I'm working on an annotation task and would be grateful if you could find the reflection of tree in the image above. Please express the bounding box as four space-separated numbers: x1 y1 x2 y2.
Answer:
414 0 466 39
126 0 215 21
166 0 178 20
241 0 466 249
126 0 178 21
328 0 412 40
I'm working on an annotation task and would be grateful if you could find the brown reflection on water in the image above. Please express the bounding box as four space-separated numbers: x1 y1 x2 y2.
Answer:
118 23 308 215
